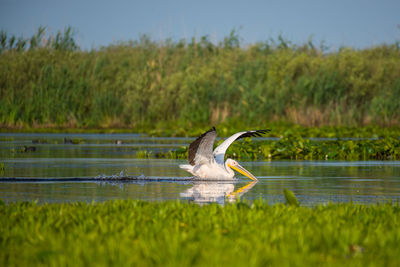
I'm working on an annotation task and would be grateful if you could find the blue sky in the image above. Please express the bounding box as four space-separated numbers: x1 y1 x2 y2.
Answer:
0 0 399 50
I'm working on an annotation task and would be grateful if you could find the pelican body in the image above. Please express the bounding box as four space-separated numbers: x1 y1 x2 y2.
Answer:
179 127 269 180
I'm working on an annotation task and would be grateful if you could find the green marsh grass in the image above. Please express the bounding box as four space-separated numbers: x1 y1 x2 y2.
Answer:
2 124 400 140
1 200 400 266
1 28 400 129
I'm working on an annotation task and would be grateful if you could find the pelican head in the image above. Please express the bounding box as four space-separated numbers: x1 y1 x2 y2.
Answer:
226 159 258 181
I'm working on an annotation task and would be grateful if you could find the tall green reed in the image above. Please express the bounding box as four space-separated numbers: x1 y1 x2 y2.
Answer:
1 28 400 129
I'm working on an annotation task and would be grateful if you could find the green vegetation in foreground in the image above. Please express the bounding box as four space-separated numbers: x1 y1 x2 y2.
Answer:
1 200 400 266
284 189 300 207
1 28 400 129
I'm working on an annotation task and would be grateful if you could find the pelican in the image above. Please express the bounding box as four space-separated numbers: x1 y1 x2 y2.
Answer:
179 127 269 180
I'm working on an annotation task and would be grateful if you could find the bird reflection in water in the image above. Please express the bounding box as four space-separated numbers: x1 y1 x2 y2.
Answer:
180 180 257 205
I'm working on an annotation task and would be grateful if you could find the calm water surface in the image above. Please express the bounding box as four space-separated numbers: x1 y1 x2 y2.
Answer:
1 133 399 205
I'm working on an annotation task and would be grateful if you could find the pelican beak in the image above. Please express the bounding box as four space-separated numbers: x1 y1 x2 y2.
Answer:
229 163 258 181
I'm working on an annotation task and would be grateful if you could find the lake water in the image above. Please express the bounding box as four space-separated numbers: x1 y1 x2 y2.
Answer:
1 133 399 205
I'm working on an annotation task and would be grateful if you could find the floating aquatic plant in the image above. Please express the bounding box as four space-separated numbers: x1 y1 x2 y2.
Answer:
136 136 400 160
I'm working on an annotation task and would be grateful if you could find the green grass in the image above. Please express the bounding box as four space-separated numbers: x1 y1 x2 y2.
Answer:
1 28 400 129
1 200 400 266
2 122 400 139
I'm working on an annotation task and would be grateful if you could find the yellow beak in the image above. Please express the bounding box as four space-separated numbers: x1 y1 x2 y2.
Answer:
228 163 258 181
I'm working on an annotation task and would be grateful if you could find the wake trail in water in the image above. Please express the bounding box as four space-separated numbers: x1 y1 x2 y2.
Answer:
0 170 194 182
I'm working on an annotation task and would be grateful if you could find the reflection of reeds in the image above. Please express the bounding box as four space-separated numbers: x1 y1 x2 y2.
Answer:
0 162 4 176
1 28 400 128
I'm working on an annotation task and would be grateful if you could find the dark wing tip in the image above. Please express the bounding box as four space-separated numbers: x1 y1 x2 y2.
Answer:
236 129 271 141
188 127 217 165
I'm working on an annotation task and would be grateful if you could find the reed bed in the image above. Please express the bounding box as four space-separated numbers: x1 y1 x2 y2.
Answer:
1 28 400 130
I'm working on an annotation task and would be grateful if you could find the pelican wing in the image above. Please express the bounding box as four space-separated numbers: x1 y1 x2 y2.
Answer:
189 127 217 166
213 129 270 164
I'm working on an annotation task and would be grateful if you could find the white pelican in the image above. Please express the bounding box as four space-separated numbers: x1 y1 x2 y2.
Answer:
179 127 269 180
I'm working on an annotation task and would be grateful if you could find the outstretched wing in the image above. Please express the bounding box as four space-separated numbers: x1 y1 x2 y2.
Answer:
188 127 217 166
213 129 270 164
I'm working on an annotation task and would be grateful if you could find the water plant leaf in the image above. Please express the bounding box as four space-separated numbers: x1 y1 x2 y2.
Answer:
284 189 300 207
